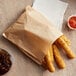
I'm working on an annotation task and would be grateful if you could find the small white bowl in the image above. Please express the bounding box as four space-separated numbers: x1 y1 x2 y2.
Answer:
67 15 76 30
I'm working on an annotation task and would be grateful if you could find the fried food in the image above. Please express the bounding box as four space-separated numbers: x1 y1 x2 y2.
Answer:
57 37 75 59
49 45 54 62
44 49 55 72
53 45 66 69
61 35 70 46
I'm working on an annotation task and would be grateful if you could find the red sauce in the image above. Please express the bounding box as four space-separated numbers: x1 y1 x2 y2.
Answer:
69 16 76 28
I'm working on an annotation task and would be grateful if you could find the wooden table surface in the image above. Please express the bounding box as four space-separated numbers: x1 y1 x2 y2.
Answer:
0 0 76 76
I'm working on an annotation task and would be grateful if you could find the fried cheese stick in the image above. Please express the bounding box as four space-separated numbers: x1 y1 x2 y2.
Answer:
49 45 54 62
61 35 70 46
53 44 66 69
44 47 55 72
56 37 75 59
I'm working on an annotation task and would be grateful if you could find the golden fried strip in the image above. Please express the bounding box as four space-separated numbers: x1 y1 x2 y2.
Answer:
57 37 75 59
49 45 54 62
42 46 54 71
53 45 66 69
45 49 55 72
61 35 70 46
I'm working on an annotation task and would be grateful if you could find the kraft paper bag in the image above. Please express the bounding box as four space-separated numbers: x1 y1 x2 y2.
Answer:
3 6 63 64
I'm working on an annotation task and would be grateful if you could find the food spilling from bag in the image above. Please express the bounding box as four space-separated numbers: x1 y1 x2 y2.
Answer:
3 6 75 72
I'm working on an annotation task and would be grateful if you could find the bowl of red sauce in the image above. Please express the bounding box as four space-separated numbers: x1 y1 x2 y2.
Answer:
67 15 76 30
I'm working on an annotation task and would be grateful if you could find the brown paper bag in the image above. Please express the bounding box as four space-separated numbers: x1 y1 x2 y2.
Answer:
3 6 63 65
